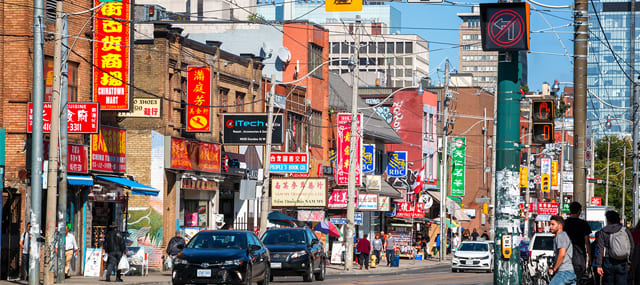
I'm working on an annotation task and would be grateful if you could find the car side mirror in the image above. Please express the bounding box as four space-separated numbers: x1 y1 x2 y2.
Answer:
250 245 262 251
177 244 184 250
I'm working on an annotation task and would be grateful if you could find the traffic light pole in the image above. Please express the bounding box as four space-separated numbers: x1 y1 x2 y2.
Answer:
493 49 523 284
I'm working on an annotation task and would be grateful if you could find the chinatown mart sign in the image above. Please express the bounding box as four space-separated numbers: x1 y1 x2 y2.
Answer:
93 0 131 110
335 113 362 185
166 137 221 173
450 137 466 196
271 178 327 207
186 66 212 132
90 126 126 173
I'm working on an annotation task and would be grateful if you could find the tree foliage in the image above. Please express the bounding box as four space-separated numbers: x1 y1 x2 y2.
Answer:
593 135 632 223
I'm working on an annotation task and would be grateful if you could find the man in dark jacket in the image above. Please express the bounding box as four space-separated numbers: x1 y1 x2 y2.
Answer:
166 230 186 256
564 202 592 282
103 224 126 282
595 211 634 285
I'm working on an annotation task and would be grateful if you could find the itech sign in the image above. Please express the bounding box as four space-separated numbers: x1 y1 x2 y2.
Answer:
222 113 283 145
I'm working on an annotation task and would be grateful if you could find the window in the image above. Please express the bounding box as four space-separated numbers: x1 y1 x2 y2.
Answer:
378 58 385 65
67 62 79 101
405 69 413 77
377 42 385 54
308 44 324 78
184 200 208 228
287 113 304 151
235 91 245 112
405 57 413 65
341 42 350 54
396 42 404 53
310 111 322 146
359 58 367 66
44 57 78 101
331 42 340 54
360 42 367 54
368 42 376 53
220 88 229 112
371 23 382 35
386 42 394 54
405 42 413 53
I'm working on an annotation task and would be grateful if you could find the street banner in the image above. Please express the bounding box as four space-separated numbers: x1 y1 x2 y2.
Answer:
520 167 528 188
90 126 126 173
450 137 466 196
93 0 131 110
166 137 221 173
386 151 407 177
362 144 375 173
269 152 309 173
327 189 357 209
28 102 100 133
551 160 558 186
395 202 425 218
336 113 362 185
357 193 379 211
186 66 211 132
271 178 327 207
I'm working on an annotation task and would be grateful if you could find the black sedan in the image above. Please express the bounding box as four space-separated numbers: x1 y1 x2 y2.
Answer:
261 228 326 282
172 230 270 285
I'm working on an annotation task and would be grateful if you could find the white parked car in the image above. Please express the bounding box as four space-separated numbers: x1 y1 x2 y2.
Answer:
451 241 493 273
526 233 555 275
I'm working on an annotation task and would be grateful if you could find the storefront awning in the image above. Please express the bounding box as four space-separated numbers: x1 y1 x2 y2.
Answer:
68 175 93 186
96 176 159 196
376 181 402 198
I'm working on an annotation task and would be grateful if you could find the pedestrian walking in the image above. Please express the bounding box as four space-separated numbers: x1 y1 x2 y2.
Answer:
480 230 489 241
19 223 30 281
103 224 126 282
372 234 383 265
563 202 591 283
471 228 479 241
65 225 78 278
548 215 576 285
356 235 371 270
453 233 461 250
166 230 186 270
385 233 396 267
595 210 634 285
434 234 441 258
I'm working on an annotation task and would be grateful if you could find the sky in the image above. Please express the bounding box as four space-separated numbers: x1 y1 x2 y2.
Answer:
386 0 575 92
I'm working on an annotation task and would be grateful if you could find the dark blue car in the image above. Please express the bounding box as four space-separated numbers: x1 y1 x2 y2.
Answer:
261 228 326 282
172 230 270 285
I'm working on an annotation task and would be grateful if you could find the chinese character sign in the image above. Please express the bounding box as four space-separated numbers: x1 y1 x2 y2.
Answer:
335 113 362 185
450 137 466 196
386 151 407 177
271 178 327 207
551 160 558 186
93 0 130 110
186 66 212 132
28 102 100 133
362 144 375 173
90 126 126 173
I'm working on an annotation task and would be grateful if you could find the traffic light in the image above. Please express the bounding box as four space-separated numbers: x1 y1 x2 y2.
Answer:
541 174 550 192
531 100 555 144
325 0 362 12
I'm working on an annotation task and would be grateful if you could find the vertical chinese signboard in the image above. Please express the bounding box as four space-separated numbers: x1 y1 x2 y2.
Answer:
91 126 126 173
450 137 466 196
94 0 131 110
551 160 558 186
186 66 212 132
335 113 361 185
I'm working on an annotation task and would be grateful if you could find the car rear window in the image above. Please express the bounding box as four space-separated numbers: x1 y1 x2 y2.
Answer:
532 236 554 251
262 230 306 245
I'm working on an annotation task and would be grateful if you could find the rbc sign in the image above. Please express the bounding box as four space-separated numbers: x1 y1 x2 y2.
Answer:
386 151 407 177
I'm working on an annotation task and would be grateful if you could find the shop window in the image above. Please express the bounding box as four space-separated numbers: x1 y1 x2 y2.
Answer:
184 200 208 228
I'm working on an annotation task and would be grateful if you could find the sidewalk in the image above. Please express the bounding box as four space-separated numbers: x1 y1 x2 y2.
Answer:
327 256 450 276
0 272 172 285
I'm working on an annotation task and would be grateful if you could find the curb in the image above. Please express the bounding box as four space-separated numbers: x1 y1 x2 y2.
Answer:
326 262 451 278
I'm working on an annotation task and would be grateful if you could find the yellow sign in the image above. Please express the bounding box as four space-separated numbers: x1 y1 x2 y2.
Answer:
482 203 489 215
271 178 327 207
117 98 161 118
325 0 362 12
520 167 528 188
551 160 558 186
541 174 551 192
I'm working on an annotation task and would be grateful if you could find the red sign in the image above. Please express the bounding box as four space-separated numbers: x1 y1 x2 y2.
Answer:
328 189 358 209
335 113 361 185
186 66 211 132
43 142 89 173
28 102 100 133
591 197 602 206
91 126 126 173
169 137 221 173
395 202 425 218
93 0 131 110
537 202 560 215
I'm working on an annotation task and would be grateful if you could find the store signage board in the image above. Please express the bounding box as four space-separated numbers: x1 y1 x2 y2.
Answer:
93 0 131 110
551 160 558 186
28 102 100 133
357 193 379 211
378 196 390 211
330 212 362 225
541 158 551 175
44 142 89 173
90 126 126 173
362 144 375 173
335 113 362 185
395 202 425 218
450 137 466 196
166 137 221 173
297 210 325 222
480 2 530 51
223 113 284 145
83 248 103 277
269 152 309 173
328 189 358 209
537 202 559 215
186 66 212 132
591 197 602 206
366 175 381 190
386 151 407 177
117 98 161 118
271 178 327 207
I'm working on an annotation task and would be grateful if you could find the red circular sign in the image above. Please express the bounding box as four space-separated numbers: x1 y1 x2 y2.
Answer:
487 9 525 48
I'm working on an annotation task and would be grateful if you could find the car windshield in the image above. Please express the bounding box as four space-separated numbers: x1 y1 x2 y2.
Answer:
186 232 247 250
261 230 306 245
532 236 554 251
458 243 488 252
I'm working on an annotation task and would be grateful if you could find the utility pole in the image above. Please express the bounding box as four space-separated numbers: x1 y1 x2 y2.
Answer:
56 13 69 282
493 46 523 284
559 102 567 211
259 74 277 237
631 0 640 225
573 0 588 211
439 60 450 262
524 100 533 239
30 0 45 283
344 15 360 271
44 0 64 283
606 138 610 206
623 144 627 222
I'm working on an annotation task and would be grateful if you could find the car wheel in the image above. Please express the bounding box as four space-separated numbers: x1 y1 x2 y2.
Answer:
257 266 269 285
451 268 456 272
172 282 184 285
314 259 326 281
302 263 314 282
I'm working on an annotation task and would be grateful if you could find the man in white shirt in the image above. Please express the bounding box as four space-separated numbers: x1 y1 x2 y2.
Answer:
453 233 461 249
65 226 78 277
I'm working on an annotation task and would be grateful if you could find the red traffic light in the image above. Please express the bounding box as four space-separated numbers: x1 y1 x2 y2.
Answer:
532 100 555 121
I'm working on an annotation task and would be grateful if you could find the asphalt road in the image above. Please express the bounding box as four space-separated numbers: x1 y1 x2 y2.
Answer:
271 265 493 285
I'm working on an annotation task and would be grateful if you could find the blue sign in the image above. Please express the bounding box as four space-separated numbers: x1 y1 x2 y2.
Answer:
269 153 309 173
386 151 407 177
355 212 363 225
362 144 375 173
270 163 308 173
329 212 363 225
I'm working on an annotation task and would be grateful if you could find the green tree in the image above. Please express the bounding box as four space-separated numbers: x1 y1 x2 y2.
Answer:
593 135 632 223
